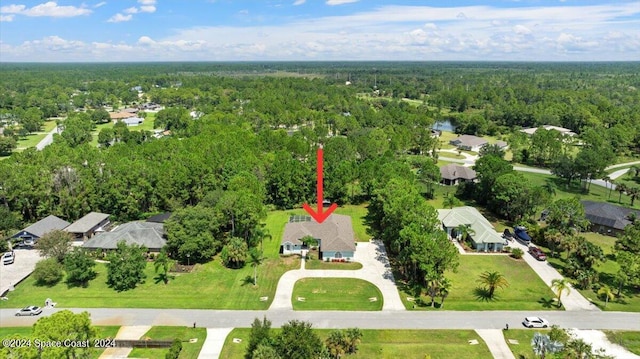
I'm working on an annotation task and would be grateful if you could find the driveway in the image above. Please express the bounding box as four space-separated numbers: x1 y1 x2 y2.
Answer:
570 329 640 359
0 248 42 297
509 240 599 311
269 240 405 311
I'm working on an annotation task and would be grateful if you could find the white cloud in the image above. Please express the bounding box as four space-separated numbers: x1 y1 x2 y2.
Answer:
107 13 132 23
139 5 156 13
0 14 15 22
124 7 139 14
513 24 532 35
94 2 107 8
0 2 91 17
326 0 359 5
293 0 306 5
138 0 156 4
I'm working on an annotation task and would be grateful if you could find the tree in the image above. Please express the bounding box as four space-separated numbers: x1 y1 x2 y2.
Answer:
479 143 505 158
626 187 640 206
34 229 73 263
551 278 571 308
477 271 509 299
33 257 64 286
164 205 224 264
615 251 640 295
0 136 17 156
21 107 44 134
597 285 615 308
106 241 147 292
245 316 272 359
221 237 248 269
91 109 111 124
253 344 281 359
616 183 628 204
31 310 97 359
438 278 452 308
154 249 174 285
511 248 524 259
345 328 363 354
425 274 442 307
455 224 475 242
98 128 114 147
602 176 612 199
550 155 578 188
531 332 564 359
273 320 324 359
442 192 462 209
325 330 348 359
615 221 640 253
64 248 97 287
545 197 589 236
248 248 265 286
60 112 94 147
473 154 513 204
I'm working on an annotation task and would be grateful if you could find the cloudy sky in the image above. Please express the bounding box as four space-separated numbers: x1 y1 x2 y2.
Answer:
1 0 639 62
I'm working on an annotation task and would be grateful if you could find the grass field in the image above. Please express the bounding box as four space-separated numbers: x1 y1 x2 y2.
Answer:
128 326 206 359
219 328 492 359
400 255 559 311
292 278 383 311
15 120 58 149
89 112 160 146
0 325 120 359
505 329 543 359
605 331 640 355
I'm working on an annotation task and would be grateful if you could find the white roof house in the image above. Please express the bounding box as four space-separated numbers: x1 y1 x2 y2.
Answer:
520 125 577 137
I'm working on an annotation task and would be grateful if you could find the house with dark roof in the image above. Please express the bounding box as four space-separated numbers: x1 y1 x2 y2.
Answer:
437 206 505 252
64 212 110 241
449 135 489 152
11 215 70 242
581 200 640 236
440 164 477 186
281 214 356 261
82 221 165 252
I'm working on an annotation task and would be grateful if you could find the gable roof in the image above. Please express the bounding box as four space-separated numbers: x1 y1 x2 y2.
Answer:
282 214 355 252
440 164 476 181
109 112 136 120
520 125 577 137
581 200 640 230
82 221 165 250
16 215 70 238
449 135 488 148
65 212 110 234
437 206 504 245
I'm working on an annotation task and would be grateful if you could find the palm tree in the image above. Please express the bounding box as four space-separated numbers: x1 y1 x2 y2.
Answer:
597 285 615 308
551 278 571 308
477 271 509 299
544 230 563 258
248 248 265 286
627 187 640 206
602 175 612 199
439 278 452 308
565 339 593 359
455 224 475 243
426 275 442 307
542 181 557 198
345 328 363 354
616 183 628 203
325 330 347 359
631 165 640 178
442 193 462 209
153 250 174 285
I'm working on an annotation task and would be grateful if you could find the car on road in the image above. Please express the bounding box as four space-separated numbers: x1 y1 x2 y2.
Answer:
15 306 43 316
528 246 547 261
523 317 549 328
2 251 15 265
514 226 532 245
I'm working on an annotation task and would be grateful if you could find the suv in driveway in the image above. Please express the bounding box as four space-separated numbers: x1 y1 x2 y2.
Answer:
2 251 15 265
528 246 547 261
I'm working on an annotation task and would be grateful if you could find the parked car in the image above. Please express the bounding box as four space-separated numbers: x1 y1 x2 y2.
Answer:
522 317 549 328
15 306 43 316
502 228 514 241
514 226 531 245
529 247 547 261
2 251 14 265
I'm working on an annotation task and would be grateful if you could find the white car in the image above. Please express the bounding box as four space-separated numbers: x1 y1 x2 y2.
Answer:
15 306 43 316
2 251 14 265
523 317 550 328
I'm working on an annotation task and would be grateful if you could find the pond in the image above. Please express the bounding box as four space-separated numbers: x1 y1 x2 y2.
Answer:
432 119 456 132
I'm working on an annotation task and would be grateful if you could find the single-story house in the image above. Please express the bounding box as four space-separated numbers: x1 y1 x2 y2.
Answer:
520 125 577 137
437 206 505 252
109 112 136 121
581 200 640 236
82 221 166 252
122 107 139 114
281 214 356 261
440 164 477 186
64 212 111 241
11 215 70 242
449 135 489 152
122 117 143 126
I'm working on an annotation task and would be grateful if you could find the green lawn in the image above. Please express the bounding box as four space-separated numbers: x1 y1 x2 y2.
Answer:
0 326 120 359
220 328 492 359
129 326 206 359
89 112 161 146
400 255 559 311
292 278 383 310
15 120 58 149
505 329 545 359
605 331 640 355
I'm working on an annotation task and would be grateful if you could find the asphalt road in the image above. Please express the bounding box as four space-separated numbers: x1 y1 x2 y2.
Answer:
2 308 639 331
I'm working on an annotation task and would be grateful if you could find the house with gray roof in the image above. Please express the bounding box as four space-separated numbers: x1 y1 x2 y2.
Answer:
65 212 110 241
11 215 70 242
440 164 477 186
449 135 489 152
581 200 640 236
437 206 505 252
281 214 356 261
82 221 165 252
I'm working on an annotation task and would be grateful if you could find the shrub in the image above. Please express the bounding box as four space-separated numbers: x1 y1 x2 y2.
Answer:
511 248 524 259
33 258 64 286
165 338 182 359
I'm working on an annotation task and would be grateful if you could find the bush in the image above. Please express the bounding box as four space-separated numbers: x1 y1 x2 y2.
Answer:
511 248 524 259
165 338 182 359
33 258 64 286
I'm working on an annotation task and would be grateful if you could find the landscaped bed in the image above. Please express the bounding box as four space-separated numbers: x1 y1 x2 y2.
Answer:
292 278 383 311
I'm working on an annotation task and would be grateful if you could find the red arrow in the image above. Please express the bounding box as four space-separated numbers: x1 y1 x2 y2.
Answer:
303 148 337 223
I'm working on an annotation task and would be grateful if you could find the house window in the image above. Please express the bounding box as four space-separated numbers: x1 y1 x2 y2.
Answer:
335 252 342 258
286 244 291 251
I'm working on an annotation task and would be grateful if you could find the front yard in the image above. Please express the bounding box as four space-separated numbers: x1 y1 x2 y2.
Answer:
292 278 383 311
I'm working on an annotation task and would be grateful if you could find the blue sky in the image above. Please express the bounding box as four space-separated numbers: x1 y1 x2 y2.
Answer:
1 1 639 61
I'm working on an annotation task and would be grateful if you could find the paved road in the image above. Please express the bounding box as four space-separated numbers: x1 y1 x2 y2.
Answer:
35 127 58 150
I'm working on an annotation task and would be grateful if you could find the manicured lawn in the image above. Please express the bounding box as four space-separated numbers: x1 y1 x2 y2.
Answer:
0 326 120 359
400 256 559 311
605 331 640 355
219 328 492 359
129 326 206 359
15 120 58 149
505 329 545 359
292 278 383 311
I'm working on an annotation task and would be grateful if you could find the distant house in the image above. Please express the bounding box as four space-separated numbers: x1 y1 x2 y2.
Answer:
65 212 111 241
82 221 166 252
581 200 640 236
440 164 476 186
109 112 136 121
11 215 70 242
122 117 143 126
438 206 505 252
449 135 489 152
281 214 356 261
520 125 577 137
139 102 161 111
122 107 139 114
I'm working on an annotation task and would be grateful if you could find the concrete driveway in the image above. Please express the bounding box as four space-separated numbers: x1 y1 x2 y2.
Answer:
0 248 42 297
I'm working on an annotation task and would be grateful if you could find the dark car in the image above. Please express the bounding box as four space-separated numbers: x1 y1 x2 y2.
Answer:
502 228 514 240
528 246 547 261
514 226 531 245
